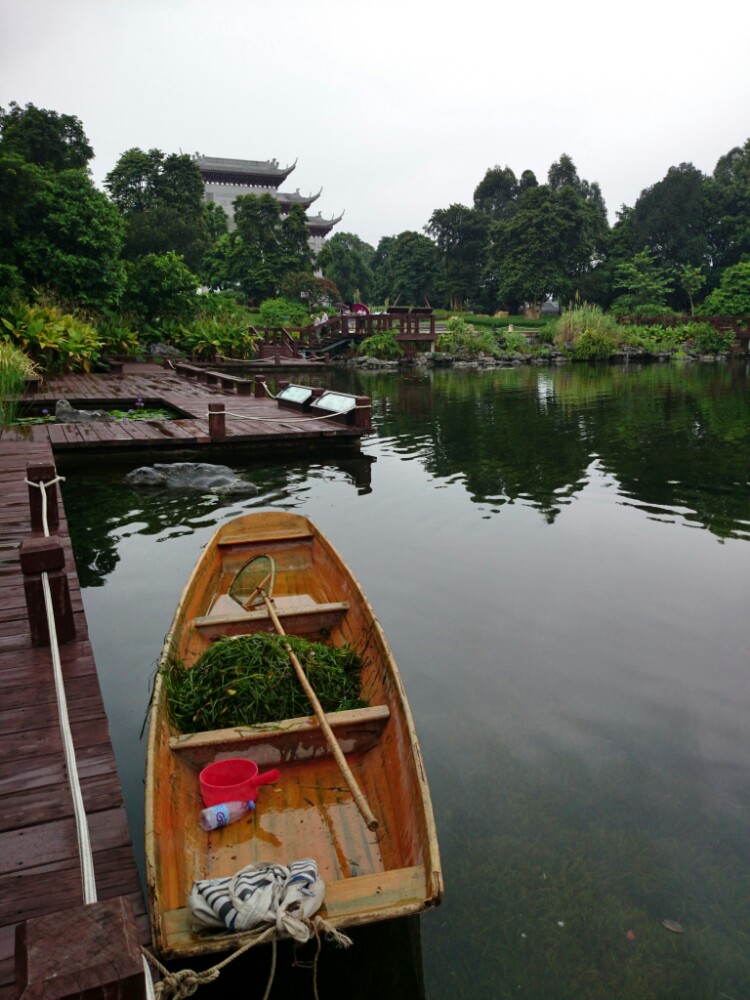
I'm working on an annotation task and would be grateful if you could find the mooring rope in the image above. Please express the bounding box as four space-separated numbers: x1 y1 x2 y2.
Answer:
207 406 369 424
24 474 156 1000
141 916 351 1000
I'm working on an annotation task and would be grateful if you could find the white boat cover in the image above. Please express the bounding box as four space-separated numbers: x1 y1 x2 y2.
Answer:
189 858 325 942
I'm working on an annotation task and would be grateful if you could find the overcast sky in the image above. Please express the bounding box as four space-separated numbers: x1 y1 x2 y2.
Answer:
3 0 750 248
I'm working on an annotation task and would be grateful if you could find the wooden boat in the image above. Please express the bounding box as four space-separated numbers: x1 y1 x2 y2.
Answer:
145 510 443 959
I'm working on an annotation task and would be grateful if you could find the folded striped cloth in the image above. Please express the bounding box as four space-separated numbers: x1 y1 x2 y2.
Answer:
189 859 325 942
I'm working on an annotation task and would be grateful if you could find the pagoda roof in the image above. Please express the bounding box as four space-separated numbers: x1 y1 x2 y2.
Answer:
306 210 344 236
277 187 322 210
194 155 296 187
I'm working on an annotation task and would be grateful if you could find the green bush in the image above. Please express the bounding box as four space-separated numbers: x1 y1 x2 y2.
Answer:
358 331 404 360
572 329 619 360
122 252 198 328
258 296 310 330
699 262 750 316
682 322 735 354
1 303 103 373
499 331 529 353
554 303 620 348
0 342 40 426
620 324 681 353
437 316 497 356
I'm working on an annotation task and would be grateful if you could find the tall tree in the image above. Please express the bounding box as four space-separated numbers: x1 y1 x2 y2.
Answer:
317 232 375 302
473 166 519 219
16 169 125 307
105 148 208 272
0 101 93 170
611 248 674 316
629 163 716 275
711 138 750 270
278 204 314 277
425 205 490 310
485 155 609 311
372 231 440 305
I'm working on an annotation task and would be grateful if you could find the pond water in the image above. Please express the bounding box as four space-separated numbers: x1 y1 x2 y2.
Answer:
61 361 750 1000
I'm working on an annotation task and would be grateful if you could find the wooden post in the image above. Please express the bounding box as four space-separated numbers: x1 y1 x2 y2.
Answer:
208 402 226 440
254 375 267 398
20 536 76 646
15 897 147 1000
236 378 252 396
353 396 372 431
26 464 60 535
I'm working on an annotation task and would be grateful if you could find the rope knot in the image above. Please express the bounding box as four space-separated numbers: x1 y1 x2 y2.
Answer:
155 966 220 1000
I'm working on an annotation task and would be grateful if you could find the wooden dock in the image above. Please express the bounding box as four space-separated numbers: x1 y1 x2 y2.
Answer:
0 437 149 998
7 362 368 457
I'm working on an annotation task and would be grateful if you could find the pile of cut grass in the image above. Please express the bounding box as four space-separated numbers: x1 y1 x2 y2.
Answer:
163 633 365 733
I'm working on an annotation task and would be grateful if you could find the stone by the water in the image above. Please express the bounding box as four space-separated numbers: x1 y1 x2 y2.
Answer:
124 462 258 494
55 399 114 423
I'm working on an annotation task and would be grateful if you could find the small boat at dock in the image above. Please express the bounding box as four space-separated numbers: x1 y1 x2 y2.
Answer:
145 510 442 959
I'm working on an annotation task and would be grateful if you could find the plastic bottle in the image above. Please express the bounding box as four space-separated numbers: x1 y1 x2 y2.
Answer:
199 800 255 831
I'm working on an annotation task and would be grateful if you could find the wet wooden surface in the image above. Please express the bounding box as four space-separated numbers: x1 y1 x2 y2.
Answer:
3 363 363 454
0 437 148 998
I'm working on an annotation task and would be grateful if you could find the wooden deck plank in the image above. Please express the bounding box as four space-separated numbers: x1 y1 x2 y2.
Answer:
0 431 150 994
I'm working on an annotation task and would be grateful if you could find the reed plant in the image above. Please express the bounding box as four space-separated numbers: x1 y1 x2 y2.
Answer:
0 342 39 426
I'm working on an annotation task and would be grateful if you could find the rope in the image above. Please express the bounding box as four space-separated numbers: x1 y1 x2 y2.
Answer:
208 405 369 424
140 916 351 999
25 474 156 1000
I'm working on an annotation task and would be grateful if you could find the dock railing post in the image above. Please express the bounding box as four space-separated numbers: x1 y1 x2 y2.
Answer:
27 463 60 534
353 396 372 431
208 402 226 440
20 535 76 646
15 897 147 1000
254 375 267 398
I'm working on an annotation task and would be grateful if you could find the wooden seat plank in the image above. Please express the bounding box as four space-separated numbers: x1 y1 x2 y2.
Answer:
169 704 390 767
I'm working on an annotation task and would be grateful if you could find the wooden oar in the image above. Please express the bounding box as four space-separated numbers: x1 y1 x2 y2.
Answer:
260 592 379 832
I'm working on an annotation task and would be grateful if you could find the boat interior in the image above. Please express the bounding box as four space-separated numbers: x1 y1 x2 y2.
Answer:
148 514 440 957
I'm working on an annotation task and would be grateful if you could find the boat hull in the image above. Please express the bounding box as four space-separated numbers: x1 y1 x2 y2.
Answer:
145 510 442 958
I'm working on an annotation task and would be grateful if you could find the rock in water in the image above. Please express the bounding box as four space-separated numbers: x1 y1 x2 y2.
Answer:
124 462 257 495
55 399 114 423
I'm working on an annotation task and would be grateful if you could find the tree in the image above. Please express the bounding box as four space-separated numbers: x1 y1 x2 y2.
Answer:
105 148 208 272
711 138 750 270
699 261 750 315
278 204 314 277
121 251 197 326
484 158 609 311
547 153 580 193
425 205 490 310
678 264 706 316
611 248 674 316
372 231 441 305
317 232 375 302
279 271 341 311
473 166 519 219
0 101 93 170
486 186 566 311
626 163 717 308
15 168 125 308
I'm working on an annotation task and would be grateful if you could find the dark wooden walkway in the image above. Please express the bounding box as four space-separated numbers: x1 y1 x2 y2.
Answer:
5 363 365 456
0 437 149 998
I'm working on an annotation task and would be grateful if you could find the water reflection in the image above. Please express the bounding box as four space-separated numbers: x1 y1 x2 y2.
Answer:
61 362 750 999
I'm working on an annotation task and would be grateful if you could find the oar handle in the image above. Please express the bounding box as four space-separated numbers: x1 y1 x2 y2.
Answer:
262 594 379 831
